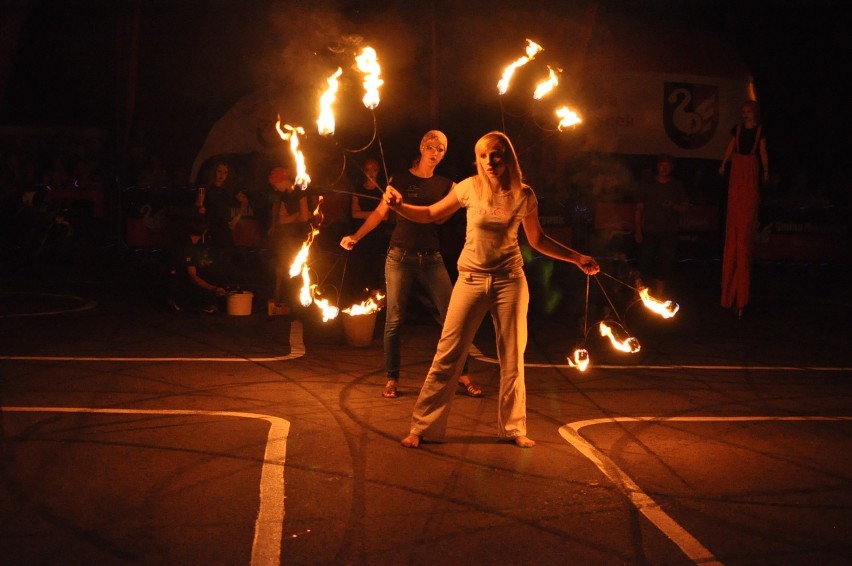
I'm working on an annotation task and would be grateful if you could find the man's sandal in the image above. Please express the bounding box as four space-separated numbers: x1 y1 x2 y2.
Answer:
458 381 483 397
382 382 399 399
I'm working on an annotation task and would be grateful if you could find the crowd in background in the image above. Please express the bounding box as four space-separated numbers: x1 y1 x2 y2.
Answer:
0 127 847 313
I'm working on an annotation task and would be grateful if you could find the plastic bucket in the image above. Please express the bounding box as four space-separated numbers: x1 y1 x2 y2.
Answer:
227 291 254 316
342 312 377 347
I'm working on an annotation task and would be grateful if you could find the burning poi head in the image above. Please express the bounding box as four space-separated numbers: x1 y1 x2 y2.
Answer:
497 38 543 96
317 67 343 136
275 118 311 190
355 46 383 109
533 66 559 100
556 106 582 130
599 322 641 354
567 348 590 371
638 287 679 319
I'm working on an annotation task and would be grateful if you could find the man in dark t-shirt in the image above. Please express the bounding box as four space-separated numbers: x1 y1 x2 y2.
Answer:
168 218 227 313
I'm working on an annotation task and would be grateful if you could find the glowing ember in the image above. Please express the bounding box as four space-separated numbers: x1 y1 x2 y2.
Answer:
317 67 343 136
355 47 383 109
567 348 590 371
599 322 641 353
638 288 680 318
275 119 311 189
497 38 543 95
343 291 386 316
556 106 582 130
533 66 559 100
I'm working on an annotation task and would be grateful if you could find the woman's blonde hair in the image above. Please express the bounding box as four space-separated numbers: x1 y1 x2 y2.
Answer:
473 131 526 194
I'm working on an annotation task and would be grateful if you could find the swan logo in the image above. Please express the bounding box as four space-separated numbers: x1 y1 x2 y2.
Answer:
663 82 718 149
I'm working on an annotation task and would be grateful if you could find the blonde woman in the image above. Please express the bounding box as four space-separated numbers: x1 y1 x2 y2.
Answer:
385 131 599 448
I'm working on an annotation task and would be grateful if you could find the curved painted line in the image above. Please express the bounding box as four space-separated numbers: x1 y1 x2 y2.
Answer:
2 406 291 566
559 415 852 565
1 322 305 362
0 292 98 318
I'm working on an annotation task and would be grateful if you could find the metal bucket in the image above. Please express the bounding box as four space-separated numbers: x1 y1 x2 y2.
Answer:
226 291 254 316
342 312 377 347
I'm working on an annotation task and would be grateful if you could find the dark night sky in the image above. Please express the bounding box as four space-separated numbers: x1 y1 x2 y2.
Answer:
1 0 848 198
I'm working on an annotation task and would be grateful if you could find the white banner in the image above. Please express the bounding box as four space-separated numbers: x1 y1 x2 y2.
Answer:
578 72 753 160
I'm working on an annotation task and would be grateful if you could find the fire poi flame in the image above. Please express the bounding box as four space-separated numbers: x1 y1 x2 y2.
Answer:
317 67 343 136
567 348 590 371
286 197 339 321
599 322 641 353
275 119 311 189
311 289 339 321
288 226 318 279
342 290 386 316
638 287 680 319
497 39 543 95
533 66 559 100
355 46 383 109
289 198 322 300
556 106 582 130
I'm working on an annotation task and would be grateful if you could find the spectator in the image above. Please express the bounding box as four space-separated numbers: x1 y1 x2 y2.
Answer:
634 154 689 297
347 157 392 295
718 100 769 319
195 160 249 280
268 166 310 311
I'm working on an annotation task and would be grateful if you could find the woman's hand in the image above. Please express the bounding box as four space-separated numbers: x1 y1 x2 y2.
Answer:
340 235 358 250
577 255 600 275
383 185 402 209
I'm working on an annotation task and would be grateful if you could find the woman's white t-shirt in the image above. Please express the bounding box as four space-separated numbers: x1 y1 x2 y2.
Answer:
453 176 538 273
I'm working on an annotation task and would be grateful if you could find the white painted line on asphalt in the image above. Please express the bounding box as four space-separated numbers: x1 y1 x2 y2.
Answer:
559 415 852 566
2 406 291 566
1 321 305 362
0 292 98 318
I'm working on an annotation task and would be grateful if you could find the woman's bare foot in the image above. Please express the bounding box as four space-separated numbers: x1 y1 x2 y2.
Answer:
514 435 535 448
400 434 421 448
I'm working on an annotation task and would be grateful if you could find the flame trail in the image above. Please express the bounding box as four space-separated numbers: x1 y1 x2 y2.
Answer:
355 47 383 109
638 288 680 318
275 119 311 189
497 39 543 95
317 67 343 136
312 289 339 321
533 66 559 99
343 290 386 316
600 322 641 353
556 106 582 130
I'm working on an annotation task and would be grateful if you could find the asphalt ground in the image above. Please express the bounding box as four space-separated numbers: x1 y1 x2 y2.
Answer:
1 255 851 565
